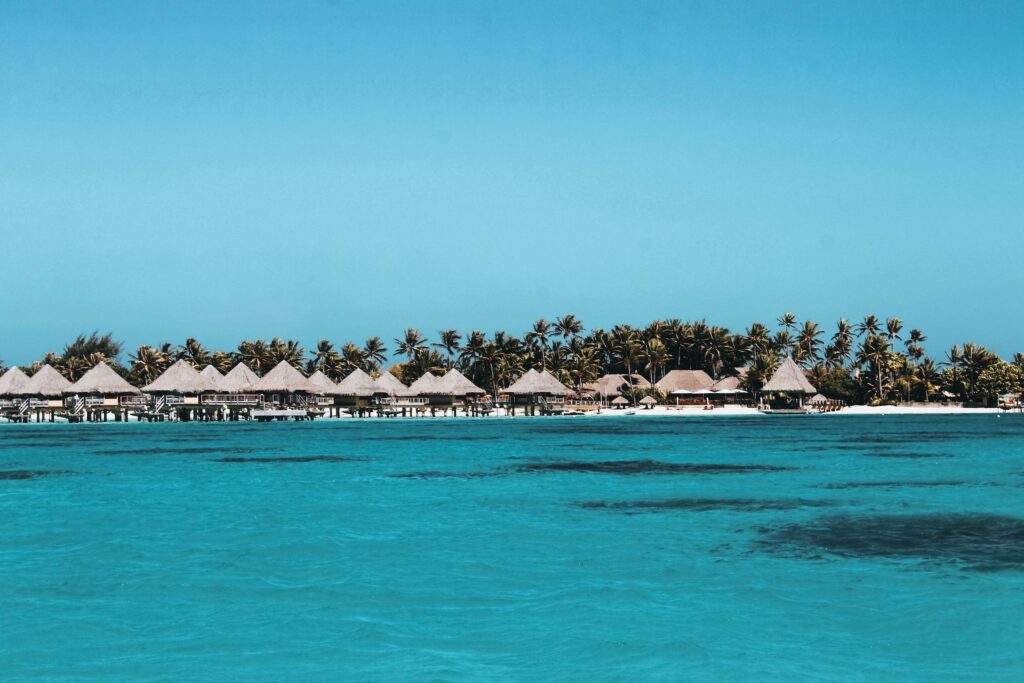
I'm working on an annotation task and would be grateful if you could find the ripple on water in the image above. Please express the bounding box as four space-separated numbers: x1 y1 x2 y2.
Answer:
514 460 791 475
577 498 837 512
212 455 357 463
760 513 1024 571
0 470 74 480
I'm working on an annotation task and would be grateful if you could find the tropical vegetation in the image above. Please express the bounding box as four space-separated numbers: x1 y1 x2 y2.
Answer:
4 315 1023 405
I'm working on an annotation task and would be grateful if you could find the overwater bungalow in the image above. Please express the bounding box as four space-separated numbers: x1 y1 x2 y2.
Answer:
141 359 221 421
2 365 70 422
408 371 440 396
373 371 427 417
657 369 715 405
221 363 259 392
432 369 488 416
200 365 227 391
333 368 379 416
502 368 573 415
251 361 319 419
0 367 32 419
759 357 816 412
64 362 144 422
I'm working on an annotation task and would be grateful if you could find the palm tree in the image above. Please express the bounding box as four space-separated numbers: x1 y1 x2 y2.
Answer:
128 345 169 385
525 318 553 369
794 321 823 367
777 312 798 333
642 338 670 384
856 334 891 401
856 314 881 338
432 329 462 370
885 318 904 351
555 314 583 343
269 338 305 369
176 337 211 367
744 323 771 359
363 337 387 370
568 347 601 395
828 319 854 368
341 343 367 373
393 328 426 362
917 358 940 402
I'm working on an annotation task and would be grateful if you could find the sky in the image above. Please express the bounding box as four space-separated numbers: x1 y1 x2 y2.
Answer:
2 1 1023 365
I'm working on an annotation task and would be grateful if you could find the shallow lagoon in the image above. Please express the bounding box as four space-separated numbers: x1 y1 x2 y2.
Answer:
2 415 1023 680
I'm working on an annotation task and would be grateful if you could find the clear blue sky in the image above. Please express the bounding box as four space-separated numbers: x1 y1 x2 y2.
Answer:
2 1 1022 364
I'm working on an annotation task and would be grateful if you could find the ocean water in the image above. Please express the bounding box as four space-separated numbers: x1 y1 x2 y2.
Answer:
1 415 1023 681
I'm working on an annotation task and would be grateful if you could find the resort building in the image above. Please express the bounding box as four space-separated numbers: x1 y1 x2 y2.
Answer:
221 363 260 392
657 369 715 405
251 361 318 416
141 359 222 421
584 373 650 402
2 365 70 422
407 371 440 396
63 362 144 422
373 371 428 416
431 369 488 415
502 368 573 415
759 357 817 410
200 365 227 391
333 368 379 416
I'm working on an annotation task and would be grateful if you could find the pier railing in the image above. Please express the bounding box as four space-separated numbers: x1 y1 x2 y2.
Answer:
203 394 261 405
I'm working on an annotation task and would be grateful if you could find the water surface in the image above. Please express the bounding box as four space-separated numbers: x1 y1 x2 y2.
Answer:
2 415 1023 680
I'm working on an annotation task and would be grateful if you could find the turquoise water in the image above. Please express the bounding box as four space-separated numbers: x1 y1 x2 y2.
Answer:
2 415 1023 680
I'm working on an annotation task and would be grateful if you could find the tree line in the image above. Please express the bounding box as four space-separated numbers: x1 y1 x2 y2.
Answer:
3 314 1023 404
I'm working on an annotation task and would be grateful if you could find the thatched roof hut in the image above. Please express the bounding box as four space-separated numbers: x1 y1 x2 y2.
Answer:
807 393 829 404
408 372 440 395
639 395 657 406
200 365 226 391
252 361 316 393
374 371 413 397
656 370 714 394
221 364 259 392
502 368 573 396
710 375 747 393
334 368 377 397
611 396 629 406
21 364 72 397
143 359 219 394
761 357 817 394
307 370 339 394
66 362 141 395
584 373 650 398
434 369 485 396
0 367 31 396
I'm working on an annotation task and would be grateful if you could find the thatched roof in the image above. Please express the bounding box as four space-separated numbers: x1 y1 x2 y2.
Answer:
503 368 573 396
584 373 650 397
66 362 141 395
307 370 339 394
639 395 657 405
761 357 817 394
143 359 219 394
221 364 259 392
434 369 485 396
408 372 440 395
21 364 72 397
710 375 746 393
252 361 316 393
808 393 829 404
334 368 377 397
0 366 31 396
374 371 413 397
657 370 714 394
200 365 226 391
611 396 629 405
